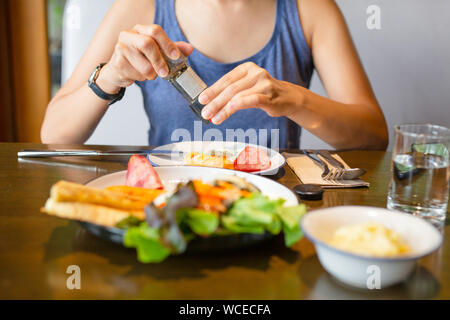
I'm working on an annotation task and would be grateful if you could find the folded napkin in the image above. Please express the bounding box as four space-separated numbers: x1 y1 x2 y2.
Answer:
283 152 369 188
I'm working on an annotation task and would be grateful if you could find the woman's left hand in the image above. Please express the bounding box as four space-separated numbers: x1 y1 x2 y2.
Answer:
198 62 304 125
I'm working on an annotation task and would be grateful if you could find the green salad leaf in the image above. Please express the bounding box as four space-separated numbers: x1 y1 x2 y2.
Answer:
181 209 219 236
122 190 308 263
124 223 171 263
283 224 304 247
227 193 281 227
221 215 265 234
265 216 282 235
225 193 306 245
278 205 306 246
277 205 305 230
116 216 142 229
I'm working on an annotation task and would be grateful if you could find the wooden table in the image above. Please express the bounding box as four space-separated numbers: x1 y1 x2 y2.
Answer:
0 143 448 299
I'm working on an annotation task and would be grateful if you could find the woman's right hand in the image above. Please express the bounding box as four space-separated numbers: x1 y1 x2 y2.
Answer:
96 24 194 94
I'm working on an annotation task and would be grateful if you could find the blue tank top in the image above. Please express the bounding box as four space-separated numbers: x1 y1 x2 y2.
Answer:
136 0 313 149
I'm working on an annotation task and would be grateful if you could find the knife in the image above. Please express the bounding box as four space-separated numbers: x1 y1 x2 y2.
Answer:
316 150 346 169
18 157 110 173
17 149 185 159
300 150 331 179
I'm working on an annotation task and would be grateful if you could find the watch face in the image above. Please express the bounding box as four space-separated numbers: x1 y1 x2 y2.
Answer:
89 64 105 84
88 63 124 105
88 68 97 84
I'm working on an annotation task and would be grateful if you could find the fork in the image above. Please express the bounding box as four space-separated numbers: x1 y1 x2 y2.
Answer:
301 150 335 180
316 150 344 180
316 150 367 180
308 150 344 180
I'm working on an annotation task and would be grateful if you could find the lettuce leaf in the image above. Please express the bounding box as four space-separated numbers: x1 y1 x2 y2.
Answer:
124 223 171 263
116 216 142 229
123 191 307 264
224 193 306 246
277 205 307 246
227 193 281 227
277 205 306 230
265 215 282 235
182 209 219 236
283 224 304 247
221 216 265 234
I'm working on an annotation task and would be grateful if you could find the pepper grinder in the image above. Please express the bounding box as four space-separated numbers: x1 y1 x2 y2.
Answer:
162 53 209 125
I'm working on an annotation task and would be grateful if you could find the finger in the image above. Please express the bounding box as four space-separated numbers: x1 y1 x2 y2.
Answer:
113 43 148 85
211 92 269 125
198 64 248 105
133 24 180 60
121 44 157 81
119 31 168 77
174 41 194 57
201 77 255 120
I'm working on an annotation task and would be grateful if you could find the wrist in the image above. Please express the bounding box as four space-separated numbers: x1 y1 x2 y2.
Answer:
95 64 122 95
88 63 126 106
283 81 308 119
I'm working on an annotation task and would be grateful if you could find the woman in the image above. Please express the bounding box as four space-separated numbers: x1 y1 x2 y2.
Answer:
41 0 388 150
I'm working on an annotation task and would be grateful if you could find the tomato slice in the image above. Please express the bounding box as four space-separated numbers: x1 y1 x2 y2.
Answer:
125 155 163 189
234 146 271 172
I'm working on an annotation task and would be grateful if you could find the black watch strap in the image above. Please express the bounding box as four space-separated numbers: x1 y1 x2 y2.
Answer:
88 63 125 106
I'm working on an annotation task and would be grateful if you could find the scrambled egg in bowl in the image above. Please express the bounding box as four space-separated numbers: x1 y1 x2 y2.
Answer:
328 222 411 257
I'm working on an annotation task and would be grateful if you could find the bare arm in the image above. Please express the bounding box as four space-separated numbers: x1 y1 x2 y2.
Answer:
198 0 388 150
41 0 192 144
289 0 388 150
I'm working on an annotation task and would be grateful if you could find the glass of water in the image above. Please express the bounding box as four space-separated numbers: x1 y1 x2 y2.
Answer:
387 124 450 225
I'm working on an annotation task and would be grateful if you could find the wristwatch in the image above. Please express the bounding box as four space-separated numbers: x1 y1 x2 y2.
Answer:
88 63 125 105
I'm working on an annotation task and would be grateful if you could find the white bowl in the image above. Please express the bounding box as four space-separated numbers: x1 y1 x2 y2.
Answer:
300 206 442 289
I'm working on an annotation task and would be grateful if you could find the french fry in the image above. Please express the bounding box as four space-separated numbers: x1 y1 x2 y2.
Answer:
43 199 144 227
105 185 164 203
50 181 150 210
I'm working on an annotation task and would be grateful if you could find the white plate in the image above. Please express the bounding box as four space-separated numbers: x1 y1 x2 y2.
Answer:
147 141 285 175
83 166 297 251
86 166 298 206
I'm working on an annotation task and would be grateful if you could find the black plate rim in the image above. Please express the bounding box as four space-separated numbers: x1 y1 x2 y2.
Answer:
77 221 275 252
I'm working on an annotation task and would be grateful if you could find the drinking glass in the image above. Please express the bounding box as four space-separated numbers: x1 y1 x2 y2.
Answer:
387 124 450 225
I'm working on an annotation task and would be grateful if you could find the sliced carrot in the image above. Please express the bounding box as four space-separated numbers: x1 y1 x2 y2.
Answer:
193 180 224 198
198 194 222 205
193 179 251 201
157 202 166 209
198 195 226 214
216 181 236 190
240 190 252 198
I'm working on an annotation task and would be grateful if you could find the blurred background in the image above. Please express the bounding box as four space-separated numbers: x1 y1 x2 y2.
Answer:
47 0 66 97
0 0 66 143
0 0 449 149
